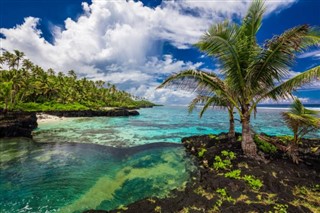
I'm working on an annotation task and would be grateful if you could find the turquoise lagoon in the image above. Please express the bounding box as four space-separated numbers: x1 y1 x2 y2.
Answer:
1 106 320 212
33 106 320 146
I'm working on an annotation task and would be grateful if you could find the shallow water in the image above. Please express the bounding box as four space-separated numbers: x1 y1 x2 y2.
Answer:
1 106 319 212
0 138 195 212
34 106 320 146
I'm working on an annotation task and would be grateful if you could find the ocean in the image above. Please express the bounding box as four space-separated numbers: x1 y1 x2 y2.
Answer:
0 106 319 212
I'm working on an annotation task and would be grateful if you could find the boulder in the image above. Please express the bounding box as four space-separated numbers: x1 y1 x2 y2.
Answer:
0 112 38 138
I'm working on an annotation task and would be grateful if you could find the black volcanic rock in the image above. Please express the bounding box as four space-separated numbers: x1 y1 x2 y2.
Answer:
0 108 139 139
43 109 139 117
0 112 38 138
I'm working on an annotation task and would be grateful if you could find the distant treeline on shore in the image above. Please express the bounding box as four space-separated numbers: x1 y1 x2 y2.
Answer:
0 50 155 112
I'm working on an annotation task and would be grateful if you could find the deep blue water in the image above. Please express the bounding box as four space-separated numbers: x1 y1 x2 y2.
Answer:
1 106 319 212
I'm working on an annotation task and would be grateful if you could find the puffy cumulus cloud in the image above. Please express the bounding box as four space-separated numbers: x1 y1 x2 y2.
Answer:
128 84 196 106
260 96 310 104
0 0 298 105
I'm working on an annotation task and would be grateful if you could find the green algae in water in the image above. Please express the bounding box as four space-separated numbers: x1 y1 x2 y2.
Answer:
0 139 195 213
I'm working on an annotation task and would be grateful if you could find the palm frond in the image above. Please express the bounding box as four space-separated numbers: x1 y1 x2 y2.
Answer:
242 0 265 39
195 22 246 92
261 65 320 101
248 25 320 91
188 94 227 118
157 69 226 94
282 98 320 142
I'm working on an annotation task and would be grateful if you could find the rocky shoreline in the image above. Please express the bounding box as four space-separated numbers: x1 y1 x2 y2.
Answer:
87 133 320 213
42 108 139 117
0 112 38 138
0 108 140 138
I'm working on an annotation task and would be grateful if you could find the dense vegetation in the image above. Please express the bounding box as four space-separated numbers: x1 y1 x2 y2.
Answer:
0 50 155 112
159 0 320 159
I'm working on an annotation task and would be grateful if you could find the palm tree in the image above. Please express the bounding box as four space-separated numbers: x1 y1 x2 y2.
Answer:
22 59 34 70
0 81 13 114
282 99 320 163
13 50 25 69
0 55 4 69
159 0 320 158
2 51 15 69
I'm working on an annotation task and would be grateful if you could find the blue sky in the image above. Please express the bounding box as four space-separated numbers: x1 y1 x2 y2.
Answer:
1 0 320 104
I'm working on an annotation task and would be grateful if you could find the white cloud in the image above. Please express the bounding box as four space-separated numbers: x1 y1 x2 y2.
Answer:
129 84 196 106
0 0 298 105
298 50 320 59
261 95 310 104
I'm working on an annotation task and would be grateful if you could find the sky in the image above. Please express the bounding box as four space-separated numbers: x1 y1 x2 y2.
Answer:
1 0 320 105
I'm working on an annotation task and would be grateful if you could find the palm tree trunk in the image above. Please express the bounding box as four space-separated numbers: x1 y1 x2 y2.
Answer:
241 110 257 157
228 109 236 142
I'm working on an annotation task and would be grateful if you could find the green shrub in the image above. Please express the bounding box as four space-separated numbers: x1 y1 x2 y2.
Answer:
213 151 236 171
243 175 263 190
254 135 277 154
216 188 235 203
198 148 207 158
224 169 242 179
276 135 294 145
208 134 217 139
269 203 288 213
221 150 236 160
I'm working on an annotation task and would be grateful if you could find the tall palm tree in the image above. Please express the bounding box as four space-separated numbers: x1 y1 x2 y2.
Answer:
13 50 25 69
2 51 15 69
282 99 320 163
22 59 34 71
159 0 320 158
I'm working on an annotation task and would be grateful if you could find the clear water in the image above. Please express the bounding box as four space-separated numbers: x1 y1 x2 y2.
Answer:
1 106 319 212
0 138 195 212
33 106 320 146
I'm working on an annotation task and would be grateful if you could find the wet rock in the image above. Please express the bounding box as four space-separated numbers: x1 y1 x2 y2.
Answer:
0 112 37 138
42 109 139 117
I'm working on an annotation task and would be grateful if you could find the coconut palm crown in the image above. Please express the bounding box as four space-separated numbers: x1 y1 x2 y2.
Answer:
158 0 320 158
282 99 320 144
282 99 320 163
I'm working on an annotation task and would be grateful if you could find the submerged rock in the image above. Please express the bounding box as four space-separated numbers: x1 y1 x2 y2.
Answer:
0 112 37 138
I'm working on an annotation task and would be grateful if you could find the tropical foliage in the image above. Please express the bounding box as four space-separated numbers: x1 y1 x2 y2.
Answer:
158 0 320 158
0 50 155 112
282 99 320 163
187 83 236 141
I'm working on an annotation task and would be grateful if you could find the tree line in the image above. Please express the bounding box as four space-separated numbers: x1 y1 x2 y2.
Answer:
0 50 154 112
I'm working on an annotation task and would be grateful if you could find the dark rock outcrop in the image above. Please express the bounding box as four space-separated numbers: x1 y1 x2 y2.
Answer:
0 112 38 138
0 108 139 138
43 109 140 117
